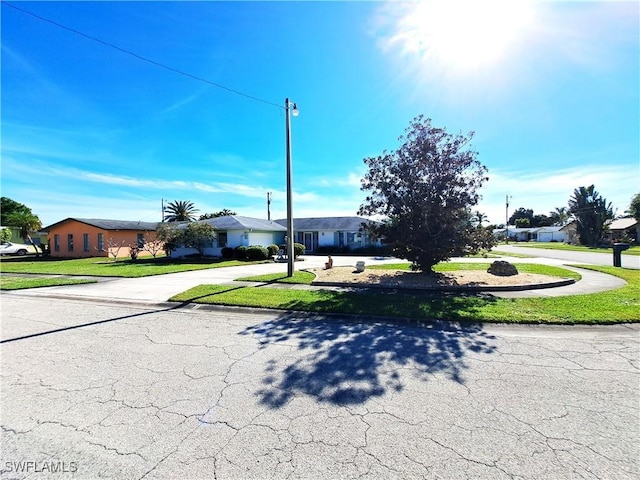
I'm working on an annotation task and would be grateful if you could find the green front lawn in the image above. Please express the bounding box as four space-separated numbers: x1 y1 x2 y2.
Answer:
0 256 270 278
0 276 97 290
236 271 316 284
170 265 638 324
505 242 640 256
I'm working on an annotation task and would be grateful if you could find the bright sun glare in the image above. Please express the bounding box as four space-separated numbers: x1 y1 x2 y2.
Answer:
390 0 535 69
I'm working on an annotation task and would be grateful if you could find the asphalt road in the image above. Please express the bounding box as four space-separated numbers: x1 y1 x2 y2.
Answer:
1 296 638 479
497 244 640 269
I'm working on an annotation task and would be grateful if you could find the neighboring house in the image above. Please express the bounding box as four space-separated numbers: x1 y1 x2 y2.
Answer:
43 218 160 258
170 216 287 258
606 217 639 243
493 226 568 243
170 215 381 257
535 226 566 242
0 225 48 246
560 221 578 244
274 216 381 253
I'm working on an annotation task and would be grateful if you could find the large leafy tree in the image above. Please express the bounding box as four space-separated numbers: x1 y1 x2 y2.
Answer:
508 207 553 227
1 197 33 226
156 222 216 256
358 116 489 273
5 211 43 256
183 222 216 256
164 200 199 222
568 185 614 246
156 223 184 255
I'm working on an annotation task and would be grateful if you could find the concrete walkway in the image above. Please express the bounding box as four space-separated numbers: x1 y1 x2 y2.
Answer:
4 254 628 305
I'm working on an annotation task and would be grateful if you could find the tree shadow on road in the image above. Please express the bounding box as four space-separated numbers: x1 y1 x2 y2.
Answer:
241 312 497 408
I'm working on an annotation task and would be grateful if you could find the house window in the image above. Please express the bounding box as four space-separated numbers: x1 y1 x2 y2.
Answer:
137 233 145 248
67 234 74 252
54 234 60 252
217 232 227 248
97 233 104 251
347 232 357 243
83 233 90 252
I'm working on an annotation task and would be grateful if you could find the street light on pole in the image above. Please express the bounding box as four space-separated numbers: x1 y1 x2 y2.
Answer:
285 98 299 277
505 194 512 244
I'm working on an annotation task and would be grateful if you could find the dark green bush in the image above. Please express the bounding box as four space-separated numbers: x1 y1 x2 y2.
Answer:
293 242 305 258
266 244 279 257
221 247 234 259
247 245 269 260
234 245 248 260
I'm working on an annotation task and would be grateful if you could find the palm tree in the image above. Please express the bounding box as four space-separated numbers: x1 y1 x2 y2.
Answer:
474 210 488 227
568 185 613 246
550 207 569 226
199 209 237 220
163 200 199 222
5 211 43 256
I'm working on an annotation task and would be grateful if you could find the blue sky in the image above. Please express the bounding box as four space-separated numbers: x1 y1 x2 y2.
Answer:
2 1 638 227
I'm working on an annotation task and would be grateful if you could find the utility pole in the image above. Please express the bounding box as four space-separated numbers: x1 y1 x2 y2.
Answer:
505 194 512 244
267 192 272 221
161 198 166 222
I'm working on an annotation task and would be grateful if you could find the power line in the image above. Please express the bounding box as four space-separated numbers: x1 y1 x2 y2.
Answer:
2 1 284 111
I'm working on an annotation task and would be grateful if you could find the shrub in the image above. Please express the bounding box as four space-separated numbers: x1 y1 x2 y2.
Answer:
221 247 234 259
129 244 141 261
266 244 279 257
247 245 269 260
234 245 248 260
293 242 305 258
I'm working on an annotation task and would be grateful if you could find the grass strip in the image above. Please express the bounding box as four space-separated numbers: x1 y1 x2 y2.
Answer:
236 271 316 284
0 256 270 278
0 276 97 290
168 266 637 324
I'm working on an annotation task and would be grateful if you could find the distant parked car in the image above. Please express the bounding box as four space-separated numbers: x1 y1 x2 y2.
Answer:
0 242 35 256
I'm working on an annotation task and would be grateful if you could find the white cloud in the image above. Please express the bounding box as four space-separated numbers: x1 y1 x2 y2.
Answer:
478 164 639 224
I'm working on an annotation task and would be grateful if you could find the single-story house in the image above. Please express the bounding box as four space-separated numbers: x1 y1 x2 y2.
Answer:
535 226 566 242
274 216 381 253
605 217 639 243
170 215 287 258
43 218 160 258
493 226 568 243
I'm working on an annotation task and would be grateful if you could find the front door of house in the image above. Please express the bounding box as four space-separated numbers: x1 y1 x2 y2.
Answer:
303 232 314 252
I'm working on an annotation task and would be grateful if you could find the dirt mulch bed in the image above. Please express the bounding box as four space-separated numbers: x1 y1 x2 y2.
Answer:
309 266 569 290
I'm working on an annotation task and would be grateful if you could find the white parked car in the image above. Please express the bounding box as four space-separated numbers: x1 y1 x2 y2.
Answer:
0 242 35 256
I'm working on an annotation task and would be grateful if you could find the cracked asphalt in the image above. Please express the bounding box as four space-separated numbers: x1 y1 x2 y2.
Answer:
1 294 638 479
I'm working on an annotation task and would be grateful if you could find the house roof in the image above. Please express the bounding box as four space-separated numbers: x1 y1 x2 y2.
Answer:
199 215 287 232
44 218 160 232
608 217 638 230
536 226 564 232
275 216 376 231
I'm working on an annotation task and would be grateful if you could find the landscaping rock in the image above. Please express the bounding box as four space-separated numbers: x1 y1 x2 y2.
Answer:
487 260 519 277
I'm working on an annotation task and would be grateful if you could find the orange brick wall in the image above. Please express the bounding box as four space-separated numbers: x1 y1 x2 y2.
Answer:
48 221 159 259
